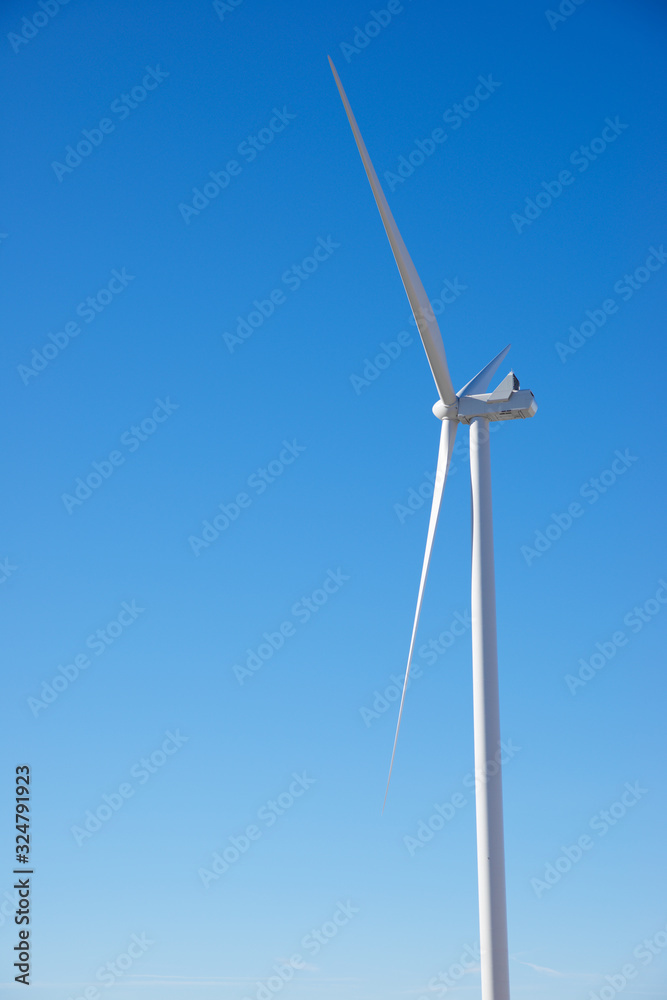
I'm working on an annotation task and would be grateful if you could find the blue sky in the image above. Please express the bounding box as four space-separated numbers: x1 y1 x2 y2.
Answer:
1 0 666 997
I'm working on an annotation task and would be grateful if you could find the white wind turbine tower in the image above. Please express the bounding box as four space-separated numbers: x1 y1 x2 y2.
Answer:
329 58 537 1000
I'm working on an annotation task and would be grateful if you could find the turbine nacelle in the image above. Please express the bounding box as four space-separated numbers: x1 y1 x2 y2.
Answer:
432 365 538 423
457 388 537 424
432 388 537 423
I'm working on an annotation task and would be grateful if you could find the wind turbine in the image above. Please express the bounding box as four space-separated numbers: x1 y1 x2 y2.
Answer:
329 58 537 1000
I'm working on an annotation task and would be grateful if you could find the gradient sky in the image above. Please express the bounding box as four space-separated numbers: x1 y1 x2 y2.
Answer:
2 1 667 998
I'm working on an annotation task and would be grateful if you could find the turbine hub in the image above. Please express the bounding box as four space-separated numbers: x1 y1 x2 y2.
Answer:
432 399 458 421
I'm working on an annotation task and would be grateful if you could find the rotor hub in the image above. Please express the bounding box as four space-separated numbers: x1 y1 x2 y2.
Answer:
432 399 458 421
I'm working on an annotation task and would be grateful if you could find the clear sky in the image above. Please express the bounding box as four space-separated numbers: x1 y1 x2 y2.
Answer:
2 1 666 998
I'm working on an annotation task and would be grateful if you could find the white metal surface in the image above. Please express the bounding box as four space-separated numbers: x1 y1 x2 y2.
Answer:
457 344 512 397
328 57 456 406
487 371 518 403
457 389 537 423
383 418 457 808
470 417 511 1000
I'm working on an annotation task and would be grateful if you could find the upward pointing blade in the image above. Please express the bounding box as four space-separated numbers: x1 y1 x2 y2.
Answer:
328 56 456 406
383 418 458 810
457 344 511 397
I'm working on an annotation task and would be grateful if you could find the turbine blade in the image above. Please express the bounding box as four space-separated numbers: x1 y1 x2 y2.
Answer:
383 418 458 810
457 344 511 397
328 56 456 406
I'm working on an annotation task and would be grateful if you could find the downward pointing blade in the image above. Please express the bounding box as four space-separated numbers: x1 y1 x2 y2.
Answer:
383 418 458 810
328 57 456 406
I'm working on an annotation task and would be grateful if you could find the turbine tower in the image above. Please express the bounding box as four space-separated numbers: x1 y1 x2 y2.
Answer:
329 57 537 1000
